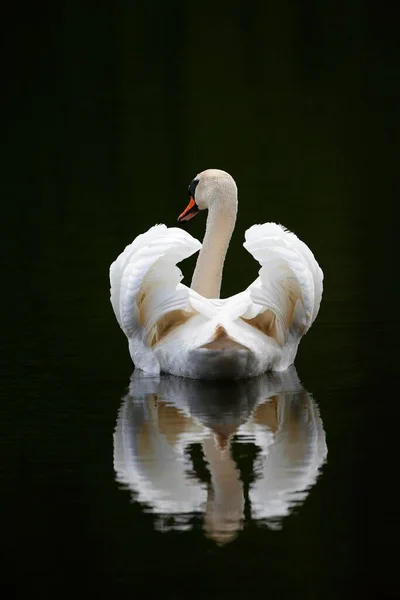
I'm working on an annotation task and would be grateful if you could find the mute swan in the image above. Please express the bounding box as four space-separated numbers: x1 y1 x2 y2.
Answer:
110 169 323 379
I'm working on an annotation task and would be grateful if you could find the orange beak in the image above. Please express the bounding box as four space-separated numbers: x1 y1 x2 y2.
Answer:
178 197 199 222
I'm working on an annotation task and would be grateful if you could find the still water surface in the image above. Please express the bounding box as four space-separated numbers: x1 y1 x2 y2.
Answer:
2 2 396 598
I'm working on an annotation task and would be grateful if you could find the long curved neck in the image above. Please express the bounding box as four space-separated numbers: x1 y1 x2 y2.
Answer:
190 202 237 299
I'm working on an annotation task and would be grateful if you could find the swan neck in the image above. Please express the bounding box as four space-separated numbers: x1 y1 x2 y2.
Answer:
190 203 237 299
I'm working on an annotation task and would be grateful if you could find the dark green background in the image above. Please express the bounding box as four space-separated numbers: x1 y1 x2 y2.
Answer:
1 1 397 598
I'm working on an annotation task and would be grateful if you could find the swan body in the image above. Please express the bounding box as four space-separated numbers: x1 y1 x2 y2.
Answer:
110 169 323 379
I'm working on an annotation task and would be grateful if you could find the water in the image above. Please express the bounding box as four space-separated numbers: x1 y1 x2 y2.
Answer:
2 2 397 599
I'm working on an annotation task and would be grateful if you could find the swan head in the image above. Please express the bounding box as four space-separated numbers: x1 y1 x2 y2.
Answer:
178 169 238 223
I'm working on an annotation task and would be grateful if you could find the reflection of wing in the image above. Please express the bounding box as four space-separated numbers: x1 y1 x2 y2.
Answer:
240 389 327 526
113 367 327 540
113 386 208 517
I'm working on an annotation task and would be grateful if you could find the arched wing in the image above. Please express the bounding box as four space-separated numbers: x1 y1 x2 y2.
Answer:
243 223 323 362
110 224 201 371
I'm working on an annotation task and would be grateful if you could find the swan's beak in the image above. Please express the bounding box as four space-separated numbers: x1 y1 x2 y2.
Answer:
178 197 199 223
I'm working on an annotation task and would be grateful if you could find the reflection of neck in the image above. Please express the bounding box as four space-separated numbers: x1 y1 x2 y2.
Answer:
202 435 244 544
191 203 237 299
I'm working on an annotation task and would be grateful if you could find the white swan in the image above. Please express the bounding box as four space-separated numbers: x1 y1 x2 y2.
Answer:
110 169 323 379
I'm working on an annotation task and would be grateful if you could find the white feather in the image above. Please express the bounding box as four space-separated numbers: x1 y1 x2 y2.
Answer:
110 225 201 373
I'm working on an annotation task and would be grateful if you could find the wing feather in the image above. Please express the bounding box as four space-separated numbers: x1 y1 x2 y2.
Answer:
110 225 201 372
243 223 323 366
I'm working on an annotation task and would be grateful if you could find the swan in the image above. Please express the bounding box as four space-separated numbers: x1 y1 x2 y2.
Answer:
110 169 323 379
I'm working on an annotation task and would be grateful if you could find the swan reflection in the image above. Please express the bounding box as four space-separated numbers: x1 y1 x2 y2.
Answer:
114 367 327 544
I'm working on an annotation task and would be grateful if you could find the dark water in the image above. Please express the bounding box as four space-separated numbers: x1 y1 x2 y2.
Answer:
2 2 397 599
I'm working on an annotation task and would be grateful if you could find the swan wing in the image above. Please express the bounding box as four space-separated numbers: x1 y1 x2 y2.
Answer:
243 222 323 352
110 224 201 371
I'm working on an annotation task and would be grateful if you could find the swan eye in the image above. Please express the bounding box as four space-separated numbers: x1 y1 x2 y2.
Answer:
188 178 199 199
